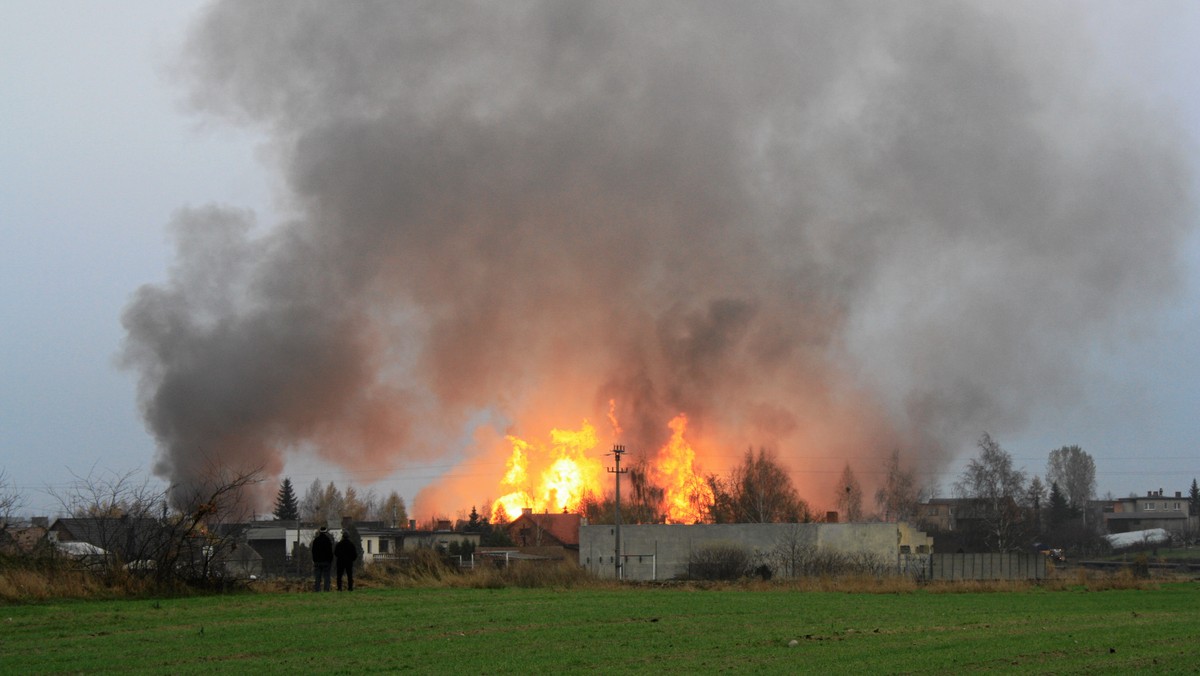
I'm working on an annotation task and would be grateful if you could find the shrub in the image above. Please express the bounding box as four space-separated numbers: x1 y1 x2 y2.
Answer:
766 541 890 579
686 543 752 581
1132 553 1151 578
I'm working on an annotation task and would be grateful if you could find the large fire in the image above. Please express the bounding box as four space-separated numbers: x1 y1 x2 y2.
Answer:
651 414 714 524
491 421 606 520
489 412 714 524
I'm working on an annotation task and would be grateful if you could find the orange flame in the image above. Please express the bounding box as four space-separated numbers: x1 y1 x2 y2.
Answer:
489 411 713 524
491 420 605 520
652 414 714 523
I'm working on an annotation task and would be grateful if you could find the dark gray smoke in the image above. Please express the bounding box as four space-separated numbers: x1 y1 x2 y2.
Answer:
122 1 1194 511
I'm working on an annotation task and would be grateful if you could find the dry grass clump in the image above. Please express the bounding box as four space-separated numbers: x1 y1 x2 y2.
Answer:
357 551 594 591
731 574 919 593
0 556 168 602
7 547 1182 601
501 560 593 588
1038 565 1160 591
920 579 1034 593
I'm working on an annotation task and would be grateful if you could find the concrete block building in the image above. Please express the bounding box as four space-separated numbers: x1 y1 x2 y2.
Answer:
579 522 932 581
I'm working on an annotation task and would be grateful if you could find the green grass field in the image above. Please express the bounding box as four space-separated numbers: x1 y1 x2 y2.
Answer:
3 583 1199 673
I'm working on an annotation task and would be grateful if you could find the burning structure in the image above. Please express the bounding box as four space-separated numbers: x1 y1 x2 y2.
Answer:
121 3 1195 517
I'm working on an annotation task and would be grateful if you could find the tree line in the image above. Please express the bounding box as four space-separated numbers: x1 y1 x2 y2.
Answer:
6 435 1199 562
270 477 408 528
945 434 1097 552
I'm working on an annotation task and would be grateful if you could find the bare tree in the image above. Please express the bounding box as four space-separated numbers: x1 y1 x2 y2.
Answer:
299 479 347 525
577 489 614 524
49 464 262 587
626 461 666 524
57 466 154 519
874 450 921 522
342 485 367 521
767 524 816 577
162 465 263 584
705 474 735 524
727 447 810 523
50 466 166 573
0 468 23 528
318 481 345 525
835 463 864 522
379 491 408 527
300 478 323 522
955 433 1028 551
1046 445 1096 513
359 488 380 523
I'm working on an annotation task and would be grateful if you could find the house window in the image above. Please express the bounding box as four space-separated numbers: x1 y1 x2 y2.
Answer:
379 539 389 554
1145 502 1156 511
1174 502 1182 511
366 540 372 554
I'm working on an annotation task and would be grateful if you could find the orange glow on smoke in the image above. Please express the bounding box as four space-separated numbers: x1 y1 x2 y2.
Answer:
491 421 605 519
607 398 622 438
652 414 714 524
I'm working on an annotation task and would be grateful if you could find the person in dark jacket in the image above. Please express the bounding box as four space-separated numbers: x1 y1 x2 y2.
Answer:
311 526 334 592
334 530 359 591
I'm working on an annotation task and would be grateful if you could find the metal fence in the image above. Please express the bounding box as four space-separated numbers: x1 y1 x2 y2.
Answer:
903 552 1046 581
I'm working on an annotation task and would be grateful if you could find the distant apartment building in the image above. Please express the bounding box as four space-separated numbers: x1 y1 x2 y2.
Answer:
1102 489 1193 535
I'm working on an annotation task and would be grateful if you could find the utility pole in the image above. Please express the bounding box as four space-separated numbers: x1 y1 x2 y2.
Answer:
607 444 627 580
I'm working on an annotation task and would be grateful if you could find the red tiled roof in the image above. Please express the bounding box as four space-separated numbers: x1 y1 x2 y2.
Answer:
506 512 581 546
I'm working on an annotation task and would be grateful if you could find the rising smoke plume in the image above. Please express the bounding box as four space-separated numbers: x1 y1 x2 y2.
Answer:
122 1 1194 512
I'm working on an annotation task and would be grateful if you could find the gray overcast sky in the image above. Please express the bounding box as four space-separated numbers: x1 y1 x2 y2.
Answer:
2 1 1199 517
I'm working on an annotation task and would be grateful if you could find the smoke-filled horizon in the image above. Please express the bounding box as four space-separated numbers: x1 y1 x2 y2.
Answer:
121 1 1195 514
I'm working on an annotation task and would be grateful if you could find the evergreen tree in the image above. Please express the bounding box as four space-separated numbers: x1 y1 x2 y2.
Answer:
273 477 300 521
1189 478 1199 517
1025 475 1046 534
1047 481 1071 528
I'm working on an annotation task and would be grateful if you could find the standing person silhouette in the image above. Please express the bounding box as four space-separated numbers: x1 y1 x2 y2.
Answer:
311 526 333 592
334 530 359 591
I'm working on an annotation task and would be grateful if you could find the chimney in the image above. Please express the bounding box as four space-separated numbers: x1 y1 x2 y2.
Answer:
1176 491 1182 499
